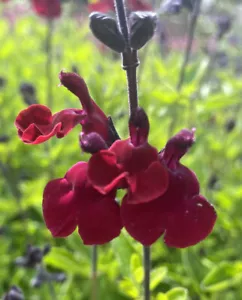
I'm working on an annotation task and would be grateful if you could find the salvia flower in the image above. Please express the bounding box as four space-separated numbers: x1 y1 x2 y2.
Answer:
31 0 61 18
121 129 217 247
15 72 110 145
15 73 216 248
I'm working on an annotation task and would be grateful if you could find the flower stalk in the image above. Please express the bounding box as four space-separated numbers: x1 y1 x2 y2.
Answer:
143 246 150 300
176 0 202 92
91 245 98 300
114 0 139 115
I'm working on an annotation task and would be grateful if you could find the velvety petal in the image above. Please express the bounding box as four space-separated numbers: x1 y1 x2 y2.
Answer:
76 189 122 245
126 161 169 204
42 178 77 237
52 109 84 138
32 0 61 18
161 128 195 169
164 195 217 248
65 162 88 188
21 122 62 144
15 104 52 132
110 139 158 173
59 71 110 141
15 105 84 144
88 150 127 193
121 195 165 246
59 71 93 114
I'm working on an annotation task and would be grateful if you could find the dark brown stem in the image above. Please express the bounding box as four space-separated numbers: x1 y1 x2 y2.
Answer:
114 0 140 115
176 0 202 92
91 245 98 300
143 246 150 300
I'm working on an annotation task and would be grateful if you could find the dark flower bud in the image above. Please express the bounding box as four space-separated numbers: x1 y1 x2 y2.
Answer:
129 11 157 50
19 83 38 106
160 0 182 14
129 107 149 146
215 51 229 68
89 12 125 53
216 15 232 40
207 174 219 190
43 244 51 256
225 118 236 132
0 76 7 89
80 132 108 154
3 286 24 300
15 245 44 268
0 135 10 143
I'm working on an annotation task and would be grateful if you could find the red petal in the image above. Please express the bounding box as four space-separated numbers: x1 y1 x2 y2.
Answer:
15 104 52 132
88 150 127 194
42 178 77 237
21 123 62 144
59 71 93 114
121 195 165 246
32 0 61 18
65 162 88 188
126 161 169 204
77 189 122 245
164 195 217 248
52 109 84 138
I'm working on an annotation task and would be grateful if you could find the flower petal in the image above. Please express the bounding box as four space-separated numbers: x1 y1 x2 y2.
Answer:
76 189 122 245
164 195 217 248
15 105 84 144
126 161 169 204
32 0 61 18
121 195 165 246
43 178 77 237
88 150 127 194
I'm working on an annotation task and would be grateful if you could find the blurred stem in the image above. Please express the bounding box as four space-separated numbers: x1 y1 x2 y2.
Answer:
169 0 202 137
143 246 150 300
46 18 54 109
91 245 98 300
45 18 54 179
176 0 202 92
114 0 139 115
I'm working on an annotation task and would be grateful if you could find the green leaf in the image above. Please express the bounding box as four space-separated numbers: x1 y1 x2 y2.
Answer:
201 261 242 292
166 287 188 300
119 278 139 298
150 266 168 291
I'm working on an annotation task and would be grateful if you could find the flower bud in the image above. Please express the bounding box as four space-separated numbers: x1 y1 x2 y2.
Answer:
89 12 125 53
160 0 182 14
216 15 232 40
3 286 24 300
19 83 38 106
129 107 149 146
129 11 157 50
80 132 108 154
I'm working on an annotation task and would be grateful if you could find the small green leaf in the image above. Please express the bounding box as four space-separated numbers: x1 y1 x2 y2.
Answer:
201 261 242 292
150 266 167 291
119 278 139 298
166 287 188 300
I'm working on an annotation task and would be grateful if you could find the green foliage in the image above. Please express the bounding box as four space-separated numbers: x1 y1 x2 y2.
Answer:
0 1 242 299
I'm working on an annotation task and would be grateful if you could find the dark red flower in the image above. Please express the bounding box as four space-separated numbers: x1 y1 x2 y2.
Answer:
121 129 217 247
15 72 110 145
43 162 122 245
88 108 169 204
88 0 152 13
32 0 61 18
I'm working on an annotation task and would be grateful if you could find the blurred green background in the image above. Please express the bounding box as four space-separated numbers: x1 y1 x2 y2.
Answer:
0 0 242 299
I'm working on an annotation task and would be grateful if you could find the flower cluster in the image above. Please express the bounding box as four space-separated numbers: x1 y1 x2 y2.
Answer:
15 72 216 247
